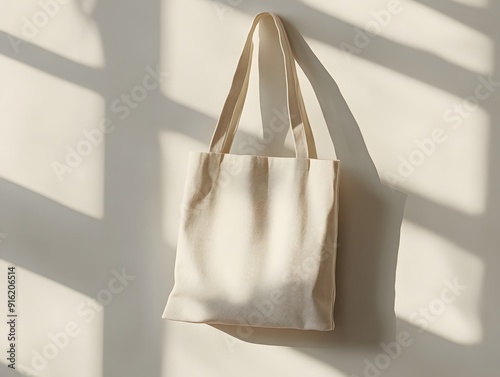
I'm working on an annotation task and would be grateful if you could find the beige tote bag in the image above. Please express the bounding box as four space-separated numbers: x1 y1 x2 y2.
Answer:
163 12 340 331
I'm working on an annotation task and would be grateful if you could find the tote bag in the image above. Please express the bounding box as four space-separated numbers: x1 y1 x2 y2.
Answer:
162 12 340 331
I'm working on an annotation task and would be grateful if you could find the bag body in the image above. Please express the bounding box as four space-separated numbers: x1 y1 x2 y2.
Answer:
163 12 340 331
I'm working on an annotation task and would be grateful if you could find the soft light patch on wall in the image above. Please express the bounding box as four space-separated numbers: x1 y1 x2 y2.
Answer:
0 56 105 219
302 36 489 216
388 0 493 75
1 0 104 68
301 0 492 74
383 84 489 216
395 221 484 345
160 0 254 119
0 260 103 377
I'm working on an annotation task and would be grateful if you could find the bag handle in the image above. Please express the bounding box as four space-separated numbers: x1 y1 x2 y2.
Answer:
222 13 317 158
209 12 317 159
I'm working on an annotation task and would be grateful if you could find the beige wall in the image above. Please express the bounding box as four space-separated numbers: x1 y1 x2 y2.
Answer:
0 0 498 376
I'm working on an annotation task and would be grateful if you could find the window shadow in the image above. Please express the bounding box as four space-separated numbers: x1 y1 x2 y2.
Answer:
0 0 498 376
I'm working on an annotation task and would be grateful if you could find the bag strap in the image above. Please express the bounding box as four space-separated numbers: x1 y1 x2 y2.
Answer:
209 12 317 159
223 14 317 159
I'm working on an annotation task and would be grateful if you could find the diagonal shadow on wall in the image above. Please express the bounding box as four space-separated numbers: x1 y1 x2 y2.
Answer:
0 0 499 376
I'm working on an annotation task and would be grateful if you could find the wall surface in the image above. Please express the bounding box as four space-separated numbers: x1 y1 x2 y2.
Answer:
0 0 498 376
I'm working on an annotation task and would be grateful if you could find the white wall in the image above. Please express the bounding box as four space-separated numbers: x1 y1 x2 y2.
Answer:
0 0 498 376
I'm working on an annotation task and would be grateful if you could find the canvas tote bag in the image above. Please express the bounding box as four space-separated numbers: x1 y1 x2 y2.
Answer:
163 12 340 331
